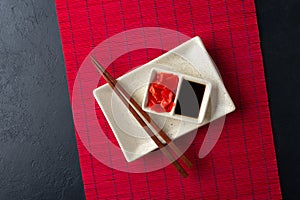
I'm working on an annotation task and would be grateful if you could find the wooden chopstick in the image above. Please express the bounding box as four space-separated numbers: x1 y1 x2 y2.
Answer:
90 56 192 168
91 56 191 177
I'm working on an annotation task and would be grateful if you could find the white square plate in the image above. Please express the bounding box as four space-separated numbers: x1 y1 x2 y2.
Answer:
141 67 212 124
93 36 235 162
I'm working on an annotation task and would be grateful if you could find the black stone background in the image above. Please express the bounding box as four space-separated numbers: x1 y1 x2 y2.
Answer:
0 0 299 199
0 0 85 199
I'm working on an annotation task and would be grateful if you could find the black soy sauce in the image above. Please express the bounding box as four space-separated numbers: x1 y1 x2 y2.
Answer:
174 79 206 118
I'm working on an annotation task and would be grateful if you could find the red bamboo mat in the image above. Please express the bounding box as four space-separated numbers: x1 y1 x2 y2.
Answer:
55 0 282 199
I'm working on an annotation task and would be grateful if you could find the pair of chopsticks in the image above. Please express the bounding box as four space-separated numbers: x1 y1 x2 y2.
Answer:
91 56 192 178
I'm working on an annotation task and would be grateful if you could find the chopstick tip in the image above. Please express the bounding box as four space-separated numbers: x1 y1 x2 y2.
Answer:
90 55 96 62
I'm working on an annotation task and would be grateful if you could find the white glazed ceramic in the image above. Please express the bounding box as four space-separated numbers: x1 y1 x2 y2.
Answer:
93 36 236 162
142 67 212 124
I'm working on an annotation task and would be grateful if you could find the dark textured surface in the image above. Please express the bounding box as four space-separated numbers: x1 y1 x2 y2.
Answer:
0 0 300 199
255 0 300 199
0 0 85 199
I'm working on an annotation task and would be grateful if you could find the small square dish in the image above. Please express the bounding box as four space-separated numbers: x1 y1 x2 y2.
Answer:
142 67 212 124
93 36 236 162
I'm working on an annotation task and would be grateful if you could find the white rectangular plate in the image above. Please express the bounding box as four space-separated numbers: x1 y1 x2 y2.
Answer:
93 36 235 162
